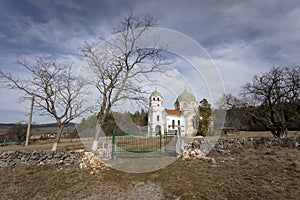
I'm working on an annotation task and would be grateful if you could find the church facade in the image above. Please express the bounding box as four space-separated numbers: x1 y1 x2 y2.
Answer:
147 90 199 136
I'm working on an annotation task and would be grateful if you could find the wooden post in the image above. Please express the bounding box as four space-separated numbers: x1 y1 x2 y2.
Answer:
112 129 116 159
25 96 34 146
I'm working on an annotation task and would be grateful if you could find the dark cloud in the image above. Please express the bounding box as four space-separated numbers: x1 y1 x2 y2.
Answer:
0 0 300 122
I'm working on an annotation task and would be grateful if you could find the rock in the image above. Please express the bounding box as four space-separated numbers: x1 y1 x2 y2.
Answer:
190 151 196 156
196 155 216 164
79 162 87 169
182 154 190 160
194 149 201 155
38 161 45 166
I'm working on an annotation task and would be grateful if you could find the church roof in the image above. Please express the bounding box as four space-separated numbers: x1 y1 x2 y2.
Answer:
177 90 196 102
165 109 181 116
150 90 161 97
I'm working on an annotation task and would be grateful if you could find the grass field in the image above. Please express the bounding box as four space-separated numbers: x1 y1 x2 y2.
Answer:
0 131 299 199
0 126 76 136
0 146 299 199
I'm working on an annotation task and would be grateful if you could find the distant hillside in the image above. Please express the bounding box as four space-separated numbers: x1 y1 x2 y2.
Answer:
0 123 76 129
0 123 15 129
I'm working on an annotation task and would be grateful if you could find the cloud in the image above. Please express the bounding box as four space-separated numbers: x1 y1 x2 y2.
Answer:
0 0 300 122
209 41 269 94
0 88 30 123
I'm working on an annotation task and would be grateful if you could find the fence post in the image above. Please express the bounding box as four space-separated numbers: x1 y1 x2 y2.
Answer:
160 133 162 156
112 129 116 159
175 131 179 156
164 133 167 155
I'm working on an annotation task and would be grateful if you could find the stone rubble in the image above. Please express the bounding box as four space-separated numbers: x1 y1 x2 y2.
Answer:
80 151 109 171
181 141 216 164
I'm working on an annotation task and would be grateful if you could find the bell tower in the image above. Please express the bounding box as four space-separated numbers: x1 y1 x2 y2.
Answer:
149 90 163 107
148 90 165 136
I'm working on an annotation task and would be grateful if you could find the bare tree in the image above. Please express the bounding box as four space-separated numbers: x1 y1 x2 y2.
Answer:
220 66 300 138
216 93 245 110
0 59 91 151
242 66 300 138
216 94 249 129
81 14 171 151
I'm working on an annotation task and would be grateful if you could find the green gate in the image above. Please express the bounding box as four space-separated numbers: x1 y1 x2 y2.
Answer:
4 139 21 146
111 130 178 159
164 133 178 157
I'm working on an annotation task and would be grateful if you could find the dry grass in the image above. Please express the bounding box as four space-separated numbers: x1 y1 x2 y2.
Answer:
0 138 86 152
0 147 299 199
0 131 299 199
220 130 300 139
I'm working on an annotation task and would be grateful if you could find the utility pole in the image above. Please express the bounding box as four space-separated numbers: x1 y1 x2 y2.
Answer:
25 96 34 146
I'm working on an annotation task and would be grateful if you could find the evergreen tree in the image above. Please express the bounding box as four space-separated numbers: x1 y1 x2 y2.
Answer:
197 98 212 136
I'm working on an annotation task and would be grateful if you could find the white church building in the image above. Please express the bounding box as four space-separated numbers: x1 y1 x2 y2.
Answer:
147 89 199 136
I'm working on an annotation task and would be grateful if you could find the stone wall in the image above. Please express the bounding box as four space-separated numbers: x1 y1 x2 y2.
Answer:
0 150 84 167
182 136 300 157
1 136 299 167
213 136 300 151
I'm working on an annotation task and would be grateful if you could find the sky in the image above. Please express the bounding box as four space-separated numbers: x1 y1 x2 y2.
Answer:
0 0 300 123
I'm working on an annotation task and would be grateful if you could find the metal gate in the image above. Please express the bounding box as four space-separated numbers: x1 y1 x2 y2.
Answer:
164 133 178 157
111 130 178 159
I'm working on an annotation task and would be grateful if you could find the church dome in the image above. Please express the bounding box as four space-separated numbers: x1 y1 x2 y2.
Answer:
177 90 196 102
150 90 161 97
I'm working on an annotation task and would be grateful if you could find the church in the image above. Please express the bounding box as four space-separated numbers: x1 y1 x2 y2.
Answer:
147 89 199 136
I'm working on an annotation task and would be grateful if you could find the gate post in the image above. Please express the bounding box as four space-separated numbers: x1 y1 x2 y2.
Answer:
160 133 162 156
175 131 179 156
112 129 116 159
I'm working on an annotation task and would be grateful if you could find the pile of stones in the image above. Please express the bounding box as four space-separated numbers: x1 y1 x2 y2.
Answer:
181 140 216 164
79 151 109 172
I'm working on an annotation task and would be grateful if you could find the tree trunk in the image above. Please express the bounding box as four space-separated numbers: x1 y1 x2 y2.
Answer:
271 125 287 139
25 96 34 146
91 122 106 151
91 112 108 151
51 124 65 151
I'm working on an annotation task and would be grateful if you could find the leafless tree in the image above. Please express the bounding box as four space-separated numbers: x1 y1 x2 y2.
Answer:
0 59 92 151
219 66 300 138
81 14 171 151
242 66 300 138
217 93 246 110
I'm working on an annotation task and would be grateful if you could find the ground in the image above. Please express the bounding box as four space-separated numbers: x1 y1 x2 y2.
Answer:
0 132 299 199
